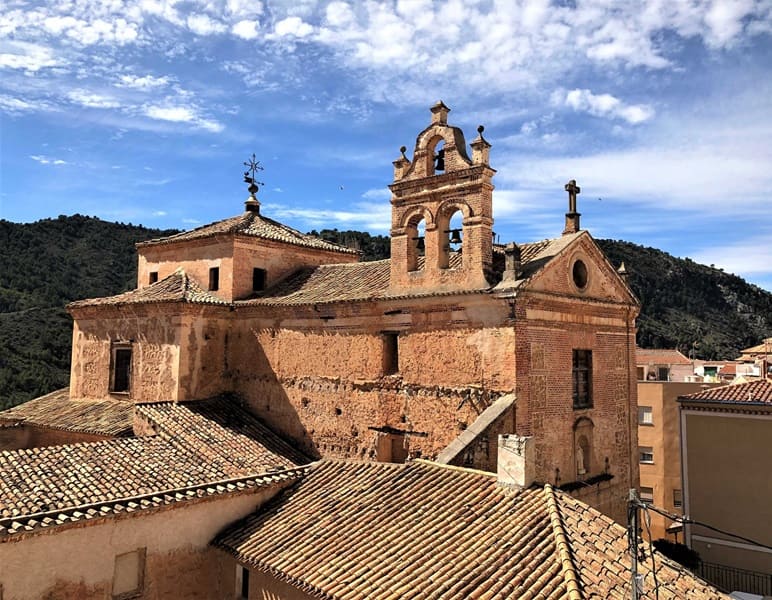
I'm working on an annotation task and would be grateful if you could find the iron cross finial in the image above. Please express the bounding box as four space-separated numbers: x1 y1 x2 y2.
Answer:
243 153 265 198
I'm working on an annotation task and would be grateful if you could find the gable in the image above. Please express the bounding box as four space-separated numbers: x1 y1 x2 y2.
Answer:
523 232 637 305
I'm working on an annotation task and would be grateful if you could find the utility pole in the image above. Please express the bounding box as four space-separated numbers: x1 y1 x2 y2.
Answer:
628 489 643 599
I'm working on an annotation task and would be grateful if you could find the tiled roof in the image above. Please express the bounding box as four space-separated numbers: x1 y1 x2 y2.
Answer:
556 491 727 599
241 234 583 307
239 260 392 306
0 389 133 437
68 268 227 308
679 379 772 405
136 397 310 467
136 211 358 255
636 348 692 366
0 399 309 538
214 459 726 599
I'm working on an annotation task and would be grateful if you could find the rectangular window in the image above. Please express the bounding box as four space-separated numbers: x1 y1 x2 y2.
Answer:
640 486 654 503
110 344 132 394
383 333 399 375
636 366 645 380
252 268 266 292
638 406 653 426
112 548 145 599
657 366 669 381
572 349 592 409
209 267 219 291
148 271 158 284
673 489 683 508
639 446 654 464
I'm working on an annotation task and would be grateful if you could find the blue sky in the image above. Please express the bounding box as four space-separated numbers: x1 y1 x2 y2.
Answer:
1 1 771 291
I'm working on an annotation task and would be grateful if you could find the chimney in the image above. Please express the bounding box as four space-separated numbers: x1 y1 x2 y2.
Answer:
497 434 535 488
503 242 522 281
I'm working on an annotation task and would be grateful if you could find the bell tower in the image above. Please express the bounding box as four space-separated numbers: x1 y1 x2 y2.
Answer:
388 102 496 295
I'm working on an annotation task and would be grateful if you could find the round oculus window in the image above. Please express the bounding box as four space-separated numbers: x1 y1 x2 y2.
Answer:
572 259 588 289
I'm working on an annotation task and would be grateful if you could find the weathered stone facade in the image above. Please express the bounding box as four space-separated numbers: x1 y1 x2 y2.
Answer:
61 103 639 523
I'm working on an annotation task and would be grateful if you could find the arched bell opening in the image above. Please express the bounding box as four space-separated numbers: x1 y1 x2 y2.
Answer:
425 136 446 177
406 215 426 272
438 209 463 269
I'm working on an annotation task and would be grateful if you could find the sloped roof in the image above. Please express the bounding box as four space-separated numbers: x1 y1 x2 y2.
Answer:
136 211 358 255
0 399 308 538
242 234 583 307
679 379 772 405
214 459 726 600
68 268 227 308
636 348 692 366
738 338 772 355
0 388 133 437
136 397 310 467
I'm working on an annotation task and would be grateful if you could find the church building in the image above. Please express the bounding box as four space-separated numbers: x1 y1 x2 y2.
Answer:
0 104 714 600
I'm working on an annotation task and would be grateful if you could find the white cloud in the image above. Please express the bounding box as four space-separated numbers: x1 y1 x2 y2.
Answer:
30 155 67 165
187 14 226 36
0 94 51 114
361 188 390 201
67 89 121 109
692 234 772 279
0 40 59 72
265 202 391 232
232 20 259 40
116 74 170 89
274 16 313 38
558 88 655 124
226 0 263 19
152 210 167 216
143 104 224 132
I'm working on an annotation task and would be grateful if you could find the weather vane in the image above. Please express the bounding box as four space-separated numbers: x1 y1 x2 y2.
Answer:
243 153 264 199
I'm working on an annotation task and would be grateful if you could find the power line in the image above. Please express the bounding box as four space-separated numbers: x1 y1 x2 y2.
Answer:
641 502 772 552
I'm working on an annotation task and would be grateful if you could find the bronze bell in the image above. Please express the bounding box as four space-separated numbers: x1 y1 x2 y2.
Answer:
434 148 445 171
448 228 462 245
414 236 425 252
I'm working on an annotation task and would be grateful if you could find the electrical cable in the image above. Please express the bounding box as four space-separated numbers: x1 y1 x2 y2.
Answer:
641 502 772 552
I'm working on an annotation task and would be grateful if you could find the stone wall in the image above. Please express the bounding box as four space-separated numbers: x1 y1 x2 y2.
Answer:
230 295 516 462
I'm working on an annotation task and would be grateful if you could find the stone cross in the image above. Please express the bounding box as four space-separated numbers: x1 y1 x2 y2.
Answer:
565 179 580 213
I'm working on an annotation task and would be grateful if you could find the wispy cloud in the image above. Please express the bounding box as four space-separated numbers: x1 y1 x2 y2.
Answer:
142 104 224 132
554 88 655 124
30 155 67 165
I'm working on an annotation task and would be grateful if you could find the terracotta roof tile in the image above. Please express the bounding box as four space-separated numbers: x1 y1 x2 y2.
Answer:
68 268 227 308
136 211 359 255
213 460 726 599
0 398 309 538
242 235 581 307
636 348 692 366
556 492 727 599
0 389 133 437
678 379 772 405
136 397 310 467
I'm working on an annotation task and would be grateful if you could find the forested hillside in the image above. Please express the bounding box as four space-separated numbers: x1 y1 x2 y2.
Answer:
1 219 770 409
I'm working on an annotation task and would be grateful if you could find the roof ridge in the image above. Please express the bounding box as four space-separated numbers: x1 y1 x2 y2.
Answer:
411 458 497 477
543 484 583 600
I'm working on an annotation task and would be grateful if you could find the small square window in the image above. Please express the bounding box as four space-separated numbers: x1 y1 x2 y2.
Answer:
638 406 653 425
148 271 158 284
639 446 654 464
640 486 654 503
252 268 266 292
572 349 592 409
209 267 220 291
673 489 683 508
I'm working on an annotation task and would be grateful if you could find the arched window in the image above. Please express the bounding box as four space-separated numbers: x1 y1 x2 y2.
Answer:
437 205 464 269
